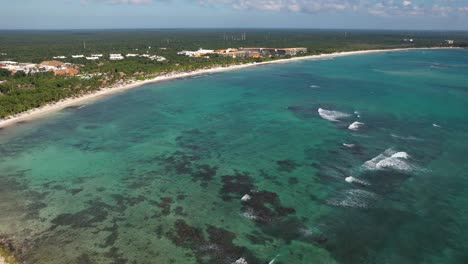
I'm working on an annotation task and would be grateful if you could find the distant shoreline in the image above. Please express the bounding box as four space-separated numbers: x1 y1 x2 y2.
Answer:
0 47 457 129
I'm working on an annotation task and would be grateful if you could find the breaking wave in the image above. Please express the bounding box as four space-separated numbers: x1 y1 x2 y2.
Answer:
345 176 370 186
363 149 413 171
318 108 351 122
348 121 365 131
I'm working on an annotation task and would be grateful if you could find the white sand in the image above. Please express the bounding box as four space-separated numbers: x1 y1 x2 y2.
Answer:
0 47 454 129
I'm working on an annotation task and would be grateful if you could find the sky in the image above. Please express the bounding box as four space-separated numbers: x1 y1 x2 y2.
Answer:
1 0 468 30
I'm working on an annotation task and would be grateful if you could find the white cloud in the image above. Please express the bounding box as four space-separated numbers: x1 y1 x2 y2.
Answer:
197 0 468 17
80 0 152 5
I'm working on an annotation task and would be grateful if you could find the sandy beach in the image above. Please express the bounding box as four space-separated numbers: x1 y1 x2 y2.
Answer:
0 47 453 129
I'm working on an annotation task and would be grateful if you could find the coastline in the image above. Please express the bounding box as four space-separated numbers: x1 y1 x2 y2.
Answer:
0 47 455 129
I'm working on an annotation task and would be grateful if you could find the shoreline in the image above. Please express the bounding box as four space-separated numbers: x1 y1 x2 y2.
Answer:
0 47 456 129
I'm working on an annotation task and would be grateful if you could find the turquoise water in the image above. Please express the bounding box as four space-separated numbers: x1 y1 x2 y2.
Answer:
1 49 468 264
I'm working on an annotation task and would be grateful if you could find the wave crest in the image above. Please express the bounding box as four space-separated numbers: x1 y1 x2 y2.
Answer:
318 108 351 122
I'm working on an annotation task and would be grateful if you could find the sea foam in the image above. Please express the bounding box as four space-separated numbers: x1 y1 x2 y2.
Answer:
318 108 351 122
345 176 370 186
348 121 365 131
327 189 378 208
363 149 413 172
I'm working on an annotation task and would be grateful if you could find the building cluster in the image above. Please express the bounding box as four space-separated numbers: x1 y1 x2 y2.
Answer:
52 53 166 61
177 47 307 58
0 60 79 76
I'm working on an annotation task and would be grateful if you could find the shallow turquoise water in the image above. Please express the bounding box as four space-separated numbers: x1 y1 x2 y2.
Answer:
1 49 467 264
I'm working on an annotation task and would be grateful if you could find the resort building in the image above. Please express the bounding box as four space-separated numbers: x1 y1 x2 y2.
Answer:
213 47 307 58
0 61 18 65
91 54 103 57
241 47 307 56
126 54 139 57
86 56 100 60
110 54 124 60
177 48 215 57
0 60 79 76
149 55 166 61
72 55 85 58
53 56 67 59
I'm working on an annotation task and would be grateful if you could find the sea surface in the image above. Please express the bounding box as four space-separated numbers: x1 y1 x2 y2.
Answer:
1 49 468 264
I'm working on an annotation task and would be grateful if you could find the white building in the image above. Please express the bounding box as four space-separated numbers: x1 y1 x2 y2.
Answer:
53 56 67 59
446 40 454 45
72 55 84 58
91 54 103 57
150 55 166 62
86 56 100 60
0 61 18 65
110 54 124 60
177 48 214 57
126 54 139 57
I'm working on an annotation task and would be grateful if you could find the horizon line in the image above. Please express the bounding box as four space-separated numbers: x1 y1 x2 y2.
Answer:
0 27 467 32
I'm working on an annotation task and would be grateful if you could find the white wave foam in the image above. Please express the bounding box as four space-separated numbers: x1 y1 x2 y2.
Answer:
363 149 413 172
318 108 351 122
391 152 410 159
348 121 365 131
433 123 441 128
241 208 258 220
233 258 248 264
327 189 377 208
343 143 356 148
268 256 279 264
345 176 370 186
241 194 251 202
310 85 320 88
391 134 424 141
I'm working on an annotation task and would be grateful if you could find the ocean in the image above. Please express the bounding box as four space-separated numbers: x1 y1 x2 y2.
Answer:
0 49 467 264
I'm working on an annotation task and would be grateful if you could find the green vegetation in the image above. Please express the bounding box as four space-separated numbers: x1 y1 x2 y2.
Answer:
1 29 467 119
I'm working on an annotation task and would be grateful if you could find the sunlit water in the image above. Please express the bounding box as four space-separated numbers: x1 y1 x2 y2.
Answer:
1 49 467 264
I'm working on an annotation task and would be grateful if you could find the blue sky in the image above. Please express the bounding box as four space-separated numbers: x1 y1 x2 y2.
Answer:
1 0 467 30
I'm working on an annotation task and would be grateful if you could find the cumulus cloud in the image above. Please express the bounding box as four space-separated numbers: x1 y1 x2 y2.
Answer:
197 0 468 17
80 0 152 5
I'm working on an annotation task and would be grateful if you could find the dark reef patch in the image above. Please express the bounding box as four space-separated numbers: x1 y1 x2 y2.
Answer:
174 206 188 217
176 194 187 201
241 190 295 224
152 197 173 217
246 231 274 245
276 160 300 172
191 164 218 187
75 253 92 264
101 223 119 248
220 171 254 201
50 199 112 229
71 188 83 195
104 246 128 264
288 177 299 185
111 194 146 210
167 219 261 264
160 151 200 175
175 129 218 155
